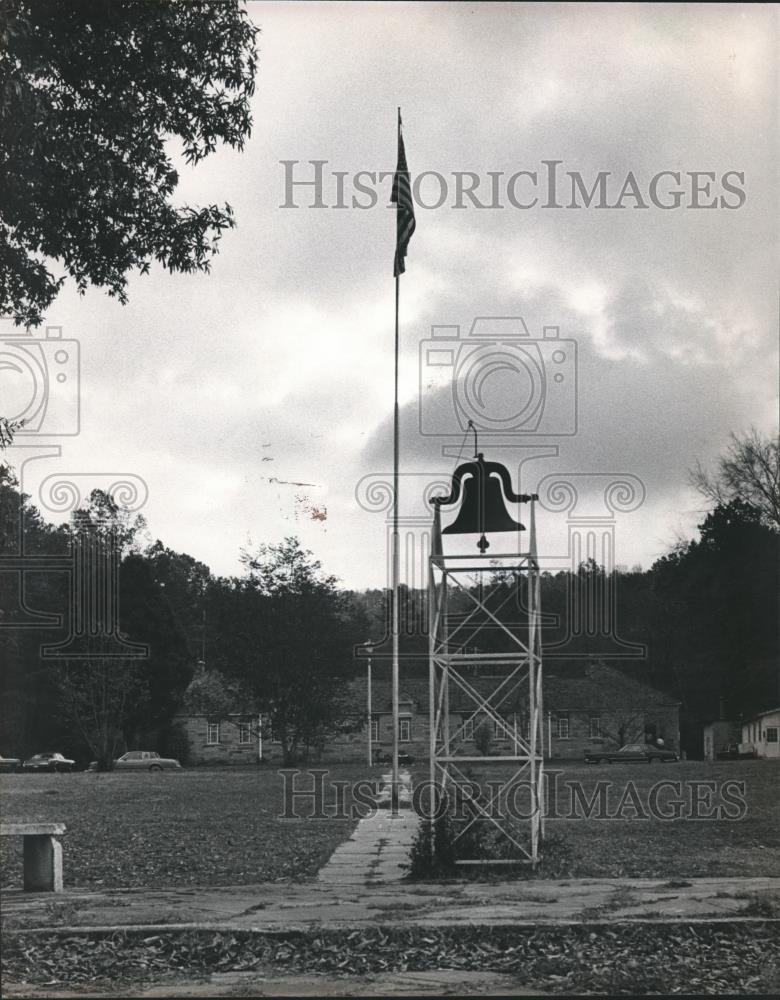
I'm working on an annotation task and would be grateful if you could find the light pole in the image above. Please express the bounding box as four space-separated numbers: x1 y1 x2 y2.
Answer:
361 641 376 767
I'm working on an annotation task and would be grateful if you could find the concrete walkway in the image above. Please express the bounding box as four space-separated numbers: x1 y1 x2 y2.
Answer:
316 768 419 886
2 765 779 933
3 876 779 934
317 810 419 886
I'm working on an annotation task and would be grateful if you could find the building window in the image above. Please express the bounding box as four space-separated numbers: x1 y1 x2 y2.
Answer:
207 722 220 745
767 727 779 744
238 722 252 745
493 717 505 740
399 717 411 742
370 717 379 743
589 717 601 739
556 713 570 739
462 717 474 741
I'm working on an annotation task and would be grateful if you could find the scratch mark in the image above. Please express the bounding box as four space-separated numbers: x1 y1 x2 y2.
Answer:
267 477 320 488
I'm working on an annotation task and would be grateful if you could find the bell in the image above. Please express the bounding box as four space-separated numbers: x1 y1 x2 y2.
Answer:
434 453 530 552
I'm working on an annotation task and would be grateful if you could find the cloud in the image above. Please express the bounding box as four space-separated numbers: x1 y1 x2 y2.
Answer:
7 2 775 588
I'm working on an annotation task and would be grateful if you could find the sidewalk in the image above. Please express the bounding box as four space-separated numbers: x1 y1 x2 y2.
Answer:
3 875 779 934
2 774 779 933
317 810 420 886
3 783 778 998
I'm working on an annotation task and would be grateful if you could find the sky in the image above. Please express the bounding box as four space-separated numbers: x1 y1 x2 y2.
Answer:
3 2 778 591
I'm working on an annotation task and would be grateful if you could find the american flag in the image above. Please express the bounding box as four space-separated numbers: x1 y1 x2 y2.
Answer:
391 119 415 277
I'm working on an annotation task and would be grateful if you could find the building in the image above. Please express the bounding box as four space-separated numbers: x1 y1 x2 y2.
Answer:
172 662 262 766
703 719 740 761
740 707 780 759
351 665 679 763
174 662 679 765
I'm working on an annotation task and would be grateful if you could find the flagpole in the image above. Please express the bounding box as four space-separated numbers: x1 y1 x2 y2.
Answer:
391 106 401 818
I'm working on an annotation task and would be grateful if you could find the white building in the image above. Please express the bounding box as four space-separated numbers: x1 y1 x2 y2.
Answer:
740 708 780 760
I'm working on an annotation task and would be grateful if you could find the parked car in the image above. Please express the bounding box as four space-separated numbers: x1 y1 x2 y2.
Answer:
88 751 182 772
717 743 757 760
372 749 415 767
0 754 21 772
22 752 75 773
584 743 678 764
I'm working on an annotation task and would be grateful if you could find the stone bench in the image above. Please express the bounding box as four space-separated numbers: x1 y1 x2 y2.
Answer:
0 823 65 892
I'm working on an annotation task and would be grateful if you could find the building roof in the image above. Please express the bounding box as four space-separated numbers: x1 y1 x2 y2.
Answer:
741 707 780 721
349 663 678 714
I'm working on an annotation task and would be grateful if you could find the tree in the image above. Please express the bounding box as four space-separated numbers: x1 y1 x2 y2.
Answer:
213 538 367 765
118 552 192 745
51 488 192 767
473 719 493 756
691 428 780 529
143 540 211 660
650 499 779 741
0 417 23 452
55 651 149 769
1 0 258 327
0 467 70 753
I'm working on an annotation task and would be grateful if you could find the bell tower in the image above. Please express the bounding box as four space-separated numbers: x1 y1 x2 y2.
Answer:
427 446 545 868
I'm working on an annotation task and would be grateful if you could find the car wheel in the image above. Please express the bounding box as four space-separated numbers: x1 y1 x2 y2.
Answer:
599 757 610 764
149 764 162 772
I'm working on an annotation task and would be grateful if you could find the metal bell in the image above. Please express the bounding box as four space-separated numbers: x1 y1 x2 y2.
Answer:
434 453 531 552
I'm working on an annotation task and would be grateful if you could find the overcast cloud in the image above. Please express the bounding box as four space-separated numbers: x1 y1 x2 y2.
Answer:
3 2 777 589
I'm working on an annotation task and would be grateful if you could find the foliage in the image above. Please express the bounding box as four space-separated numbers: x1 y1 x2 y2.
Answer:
3 924 779 996
1 430 777 764
54 653 149 769
650 498 779 731
0 476 190 760
118 552 192 737
210 538 368 765
473 719 493 756
0 0 258 327
144 540 211 660
692 427 780 529
407 813 458 878
0 416 23 451
0 468 70 753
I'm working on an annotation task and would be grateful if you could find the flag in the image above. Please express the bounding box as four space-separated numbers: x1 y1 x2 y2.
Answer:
391 118 415 277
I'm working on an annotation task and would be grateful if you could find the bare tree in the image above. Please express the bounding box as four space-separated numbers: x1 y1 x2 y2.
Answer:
691 428 780 529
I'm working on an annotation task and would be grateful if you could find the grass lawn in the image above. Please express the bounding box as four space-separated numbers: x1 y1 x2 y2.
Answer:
541 760 780 879
0 764 371 890
406 759 780 880
1 760 778 888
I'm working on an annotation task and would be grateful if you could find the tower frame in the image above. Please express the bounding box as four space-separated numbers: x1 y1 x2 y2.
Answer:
427 498 545 866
